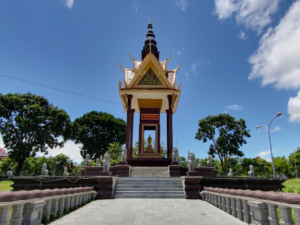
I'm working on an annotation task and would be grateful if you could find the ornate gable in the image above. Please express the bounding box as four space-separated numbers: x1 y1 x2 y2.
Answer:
137 68 162 86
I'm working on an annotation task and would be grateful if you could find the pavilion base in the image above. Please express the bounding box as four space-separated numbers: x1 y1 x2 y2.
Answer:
127 158 172 167
137 153 162 158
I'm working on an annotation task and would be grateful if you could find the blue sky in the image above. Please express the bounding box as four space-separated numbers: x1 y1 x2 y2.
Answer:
1 0 300 163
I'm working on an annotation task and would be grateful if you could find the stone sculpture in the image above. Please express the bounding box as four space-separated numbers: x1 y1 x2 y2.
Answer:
248 165 254 177
228 168 233 177
63 166 69 176
172 147 179 162
121 147 127 162
41 163 49 176
96 159 100 166
103 152 111 172
188 153 195 172
206 155 212 167
198 159 202 167
85 154 91 166
7 171 13 178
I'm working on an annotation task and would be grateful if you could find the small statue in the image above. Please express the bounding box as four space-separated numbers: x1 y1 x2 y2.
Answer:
63 166 69 176
188 153 196 172
7 171 13 178
172 147 179 162
228 168 233 177
198 159 202 167
103 152 111 172
206 155 212 167
41 163 49 176
146 135 154 152
248 165 254 177
85 154 91 166
96 159 100 166
121 147 127 162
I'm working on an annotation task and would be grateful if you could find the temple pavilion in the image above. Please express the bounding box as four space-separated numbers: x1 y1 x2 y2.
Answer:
119 20 181 166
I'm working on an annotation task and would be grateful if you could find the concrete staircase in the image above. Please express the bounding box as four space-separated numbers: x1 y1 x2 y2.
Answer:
113 167 185 198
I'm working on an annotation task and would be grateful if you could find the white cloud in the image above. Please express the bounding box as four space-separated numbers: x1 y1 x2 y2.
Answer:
214 0 282 32
288 91 300 123
64 0 74 9
257 150 271 162
248 1 300 90
238 30 248 40
225 104 243 111
175 0 188 12
191 59 209 74
37 140 83 164
271 126 281 132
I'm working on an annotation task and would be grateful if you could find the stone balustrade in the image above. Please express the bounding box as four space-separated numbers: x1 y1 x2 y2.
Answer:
0 187 97 225
201 187 300 225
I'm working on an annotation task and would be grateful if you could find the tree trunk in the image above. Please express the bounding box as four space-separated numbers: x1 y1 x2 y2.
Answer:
15 158 25 176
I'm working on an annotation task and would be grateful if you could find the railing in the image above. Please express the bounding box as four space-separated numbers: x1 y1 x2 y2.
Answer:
201 187 300 224
0 187 97 225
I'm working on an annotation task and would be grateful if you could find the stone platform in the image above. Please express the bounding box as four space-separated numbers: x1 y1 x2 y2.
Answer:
50 199 245 225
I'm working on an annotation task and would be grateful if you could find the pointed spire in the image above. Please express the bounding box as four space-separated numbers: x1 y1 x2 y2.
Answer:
141 19 160 60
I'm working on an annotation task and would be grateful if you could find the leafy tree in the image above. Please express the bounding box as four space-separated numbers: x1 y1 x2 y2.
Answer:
252 157 272 177
240 158 253 175
0 93 71 175
195 114 251 172
274 156 290 176
72 111 126 160
107 142 122 160
288 147 300 177
179 156 187 166
0 157 17 174
22 156 54 176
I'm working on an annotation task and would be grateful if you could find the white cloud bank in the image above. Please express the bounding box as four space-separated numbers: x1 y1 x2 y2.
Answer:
191 59 209 74
225 104 243 111
214 0 282 32
248 1 300 90
64 0 74 9
271 126 281 132
258 150 271 162
238 30 248 40
175 0 188 12
288 91 300 123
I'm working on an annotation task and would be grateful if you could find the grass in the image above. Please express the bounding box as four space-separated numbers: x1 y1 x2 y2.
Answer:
282 178 300 193
0 180 13 192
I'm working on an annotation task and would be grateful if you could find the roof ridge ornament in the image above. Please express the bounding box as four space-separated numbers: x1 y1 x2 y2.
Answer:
129 52 135 62
119 60 125 72
174 61 182 73
166 53 171 62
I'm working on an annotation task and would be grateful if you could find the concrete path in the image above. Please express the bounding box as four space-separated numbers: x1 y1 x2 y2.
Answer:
51 199 246 225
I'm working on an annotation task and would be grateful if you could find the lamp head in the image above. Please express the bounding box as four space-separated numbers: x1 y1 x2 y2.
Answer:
276 112 282 117
255 126 260 129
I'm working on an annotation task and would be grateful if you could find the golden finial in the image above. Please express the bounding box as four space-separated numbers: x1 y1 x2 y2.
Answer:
166 53 172 62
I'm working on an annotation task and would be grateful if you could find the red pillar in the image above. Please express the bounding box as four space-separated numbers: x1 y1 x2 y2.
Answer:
166 95 173 159
130 109 135 158
126 95 133 159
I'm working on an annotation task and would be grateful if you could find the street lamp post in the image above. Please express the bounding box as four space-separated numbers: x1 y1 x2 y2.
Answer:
256 112 282 178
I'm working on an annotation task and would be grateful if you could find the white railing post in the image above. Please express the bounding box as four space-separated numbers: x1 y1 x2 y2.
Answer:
235 197 244 221
22 200 46 225
248 201 269 225
225 196 231 214
69 195 75 210
241 198 251 224
0 203 12 225
50 197 59 221
230 197 237 218
292 206 300 225
278 205 293 225
58 197 65 217
64 196 71 212
43 198 53 224
221 196 226 211
266 202 279 225
10 202 25 225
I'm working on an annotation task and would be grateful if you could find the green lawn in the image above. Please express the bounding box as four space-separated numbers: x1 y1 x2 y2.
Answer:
0 180 13 192
282 178 300 193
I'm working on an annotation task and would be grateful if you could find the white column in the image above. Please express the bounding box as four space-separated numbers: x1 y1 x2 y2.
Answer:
10 202 25 225
221 196 226 211
92 191 97 200
235 198 244 221
292 206 300 225
58 197 65 217
22 200 46 225
74 194 79 207
43 198 53 224
69 195 75 210
279 205 293 225
241 198 251 224
248 201 269 225
0 203 12 225
217 195 222 209
225 196 231 214
50 197 59 221
64 196 71 212
230 197 237 218
267 202 279 225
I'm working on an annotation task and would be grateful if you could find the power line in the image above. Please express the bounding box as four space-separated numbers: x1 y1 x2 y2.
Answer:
0 73 121 105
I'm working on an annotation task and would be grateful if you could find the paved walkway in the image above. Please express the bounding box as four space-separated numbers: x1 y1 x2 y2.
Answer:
51 199 246 225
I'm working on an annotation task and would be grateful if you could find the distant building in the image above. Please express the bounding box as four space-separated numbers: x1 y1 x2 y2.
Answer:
0 148 8 161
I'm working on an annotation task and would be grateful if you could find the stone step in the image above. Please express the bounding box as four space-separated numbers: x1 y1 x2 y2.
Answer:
117 180 181 184
114 193 184 199
115 188 183 191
